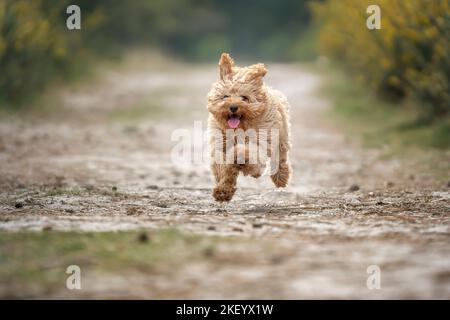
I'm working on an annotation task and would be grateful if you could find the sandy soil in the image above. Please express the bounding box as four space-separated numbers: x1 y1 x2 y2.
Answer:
0 56 449 299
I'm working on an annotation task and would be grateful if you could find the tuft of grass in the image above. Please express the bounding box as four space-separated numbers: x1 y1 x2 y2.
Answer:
45 188 87 197
108 85 191 124
288 26 319 62
109 101 169 123
0 229 219 298
319 67 450 151
315 65 450 181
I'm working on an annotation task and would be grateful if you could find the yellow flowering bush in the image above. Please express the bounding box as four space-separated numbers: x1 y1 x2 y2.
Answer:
0 0 105 104
312 0 449 117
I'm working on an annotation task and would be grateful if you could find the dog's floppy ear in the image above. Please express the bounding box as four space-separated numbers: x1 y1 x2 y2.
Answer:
219 53 234 80
245 63 267 83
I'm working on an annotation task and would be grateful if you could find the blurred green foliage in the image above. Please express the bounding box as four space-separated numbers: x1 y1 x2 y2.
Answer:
2 0 447 122
321 67 450 151
313 0 450 119
0 0 311 105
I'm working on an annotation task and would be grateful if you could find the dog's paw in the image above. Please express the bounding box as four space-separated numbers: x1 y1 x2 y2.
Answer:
212 185 236 202
270 163 291 188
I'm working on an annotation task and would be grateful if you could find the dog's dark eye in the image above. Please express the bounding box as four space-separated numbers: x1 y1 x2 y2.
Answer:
222 95 230 99
241 96 249 102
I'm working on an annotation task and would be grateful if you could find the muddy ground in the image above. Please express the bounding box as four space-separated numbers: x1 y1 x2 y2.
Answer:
0 53 449 298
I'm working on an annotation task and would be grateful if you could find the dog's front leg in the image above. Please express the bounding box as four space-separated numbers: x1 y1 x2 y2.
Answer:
212 164 239 202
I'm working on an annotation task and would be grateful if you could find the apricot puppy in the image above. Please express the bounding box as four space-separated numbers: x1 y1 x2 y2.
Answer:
207 53 292 201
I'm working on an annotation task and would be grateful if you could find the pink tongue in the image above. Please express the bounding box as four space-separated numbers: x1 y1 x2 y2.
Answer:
227 117 240 129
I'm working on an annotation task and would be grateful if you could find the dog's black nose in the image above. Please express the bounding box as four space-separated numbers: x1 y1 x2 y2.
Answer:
229 105 238 113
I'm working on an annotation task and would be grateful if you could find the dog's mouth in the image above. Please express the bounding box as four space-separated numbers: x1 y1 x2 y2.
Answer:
227 115 241 129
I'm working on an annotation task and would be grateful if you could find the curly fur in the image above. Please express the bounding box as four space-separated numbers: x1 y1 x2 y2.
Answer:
207 53 292 201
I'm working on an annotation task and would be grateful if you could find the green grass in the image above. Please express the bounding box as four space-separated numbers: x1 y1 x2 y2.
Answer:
0 229 221 298
0 50 182 121
108 100 170 123
288 26 319 62
319 67 450 151
108 86 191 123
315 65 450 181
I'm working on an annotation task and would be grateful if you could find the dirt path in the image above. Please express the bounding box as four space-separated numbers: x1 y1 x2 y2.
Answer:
0 54 449 298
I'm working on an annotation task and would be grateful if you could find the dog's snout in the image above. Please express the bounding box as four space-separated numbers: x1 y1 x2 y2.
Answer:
229 105 238 113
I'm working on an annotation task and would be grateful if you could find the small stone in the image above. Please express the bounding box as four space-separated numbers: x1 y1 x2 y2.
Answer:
172 170 182 177
137 232 149 243
147 185 159 190
43 225 53 231
376 201 385 206
207 226 216 231
65 208 75 213
447 181 450 188
232 227 244 232
188 172 196 178
112 186 118 192
14 201 23 209
123 125 138 134
270 255 284 264
127 207 140 215
252 223 263 228
202 246 214 257
385 181 395 188
54 176 65 187
83 184 95 191
349 184 360 192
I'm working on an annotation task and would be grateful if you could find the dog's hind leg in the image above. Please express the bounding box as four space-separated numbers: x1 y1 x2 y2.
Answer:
270 138 292 188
